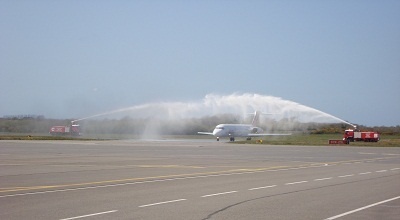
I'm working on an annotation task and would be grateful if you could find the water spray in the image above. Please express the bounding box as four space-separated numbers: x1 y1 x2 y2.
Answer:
71 93 356 135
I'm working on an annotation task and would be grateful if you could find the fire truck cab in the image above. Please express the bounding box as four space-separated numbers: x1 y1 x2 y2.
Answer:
343 129 380 143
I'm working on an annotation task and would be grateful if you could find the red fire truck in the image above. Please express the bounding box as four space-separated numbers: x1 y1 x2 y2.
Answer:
49 123 80 136
343 129 380 143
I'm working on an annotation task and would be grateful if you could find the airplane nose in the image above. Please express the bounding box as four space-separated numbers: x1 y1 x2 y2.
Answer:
213 129 219 136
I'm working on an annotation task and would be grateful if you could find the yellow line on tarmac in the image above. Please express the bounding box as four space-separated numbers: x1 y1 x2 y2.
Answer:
137 165 205 169
0 164 26 166
1 156 397 194
325 156 399 165
0 186 37 190
0 166 288 194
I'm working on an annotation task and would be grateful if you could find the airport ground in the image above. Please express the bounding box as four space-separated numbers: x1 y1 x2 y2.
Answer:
0 139 399 220
1 133 400 147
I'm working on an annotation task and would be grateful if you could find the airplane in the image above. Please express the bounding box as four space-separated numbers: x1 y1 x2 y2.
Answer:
198 111 291 141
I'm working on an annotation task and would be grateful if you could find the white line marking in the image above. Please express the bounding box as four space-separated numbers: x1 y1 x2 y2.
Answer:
5 163 387 198
390 168 400 171
0 164 331 198
0 164 25 166
314 177 332 181
201 191 237 198
0 169 291 197
325 196 400 220
338 174 354 178
285 181 308 185
376 170 387 173
59 210 118 220
359 172 372 175
139 199 187 208
248 185 277 191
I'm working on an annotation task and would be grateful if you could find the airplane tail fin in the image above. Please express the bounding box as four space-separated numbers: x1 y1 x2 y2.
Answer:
251 111 261 126
250 111 278 126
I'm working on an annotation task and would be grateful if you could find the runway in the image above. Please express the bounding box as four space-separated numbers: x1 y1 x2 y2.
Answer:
0 139 399 220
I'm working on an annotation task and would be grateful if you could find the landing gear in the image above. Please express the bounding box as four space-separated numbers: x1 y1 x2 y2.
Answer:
216 137 220 141
229 137 235 142
246 137 252 141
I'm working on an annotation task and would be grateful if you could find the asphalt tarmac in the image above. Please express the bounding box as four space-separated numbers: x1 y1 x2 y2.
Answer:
0 139 399 220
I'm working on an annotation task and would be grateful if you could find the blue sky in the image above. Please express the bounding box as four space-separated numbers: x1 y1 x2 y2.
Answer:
1 0 399 126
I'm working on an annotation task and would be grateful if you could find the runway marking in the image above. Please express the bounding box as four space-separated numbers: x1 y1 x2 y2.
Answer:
1 160 398 198
0 186 38 190
376 170 387 173
3 156 397 194
332 156 399 165
0 164 26 166
137 167 398 211
201 191 237 198
285 181 308 185
325 196 400 220
358 152 376 155
248 185 277 191
139 199 186 208
0 166 288 194
314 177 332 181
138 165 205 169
338 174 354 178
59 210 118 220
3 165 398 199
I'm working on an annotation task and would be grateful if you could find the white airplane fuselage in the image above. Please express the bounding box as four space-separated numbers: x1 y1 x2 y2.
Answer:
212 124 263 141
197 111 291 141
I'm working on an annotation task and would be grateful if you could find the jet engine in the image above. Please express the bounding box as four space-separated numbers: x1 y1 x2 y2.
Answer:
251 127 263 134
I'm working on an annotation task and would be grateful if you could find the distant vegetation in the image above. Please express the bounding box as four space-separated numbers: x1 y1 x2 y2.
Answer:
238 134 400 147
0 117 71 133
1 115 399 136
1 116 399 146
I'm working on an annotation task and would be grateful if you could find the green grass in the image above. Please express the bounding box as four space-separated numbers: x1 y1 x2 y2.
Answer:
0 136 100 141
0 133 107 141
1 133 399 147
236 134 400 147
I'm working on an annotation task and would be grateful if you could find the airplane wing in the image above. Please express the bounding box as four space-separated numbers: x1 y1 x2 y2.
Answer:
197 132 214 135
247 133 291 137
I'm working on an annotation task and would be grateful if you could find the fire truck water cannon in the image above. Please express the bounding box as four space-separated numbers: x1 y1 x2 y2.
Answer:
343 127 380 143
49 121 81 136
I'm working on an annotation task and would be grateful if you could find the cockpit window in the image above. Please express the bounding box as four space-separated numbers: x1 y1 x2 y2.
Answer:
216 126 224 130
